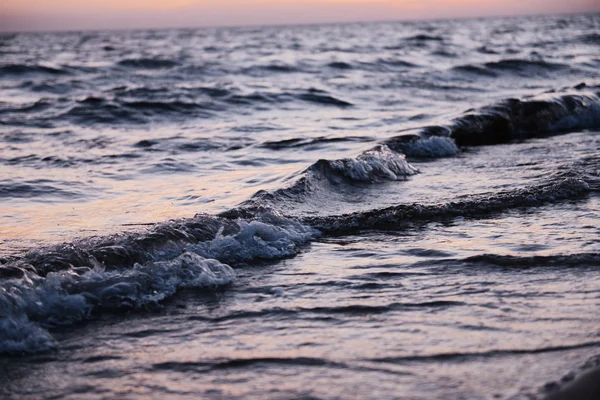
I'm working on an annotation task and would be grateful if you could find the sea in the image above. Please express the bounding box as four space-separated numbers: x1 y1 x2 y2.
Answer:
0 12 599 400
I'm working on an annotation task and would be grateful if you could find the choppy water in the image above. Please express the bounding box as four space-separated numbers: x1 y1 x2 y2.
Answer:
1 13 600 400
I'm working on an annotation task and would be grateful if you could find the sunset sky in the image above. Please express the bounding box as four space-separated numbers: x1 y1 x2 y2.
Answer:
1 0 599 32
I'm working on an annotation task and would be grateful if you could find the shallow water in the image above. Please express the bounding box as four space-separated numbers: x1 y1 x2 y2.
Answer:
1 13 600 400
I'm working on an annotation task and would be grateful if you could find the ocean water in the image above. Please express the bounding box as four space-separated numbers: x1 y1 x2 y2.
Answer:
1 13 600 399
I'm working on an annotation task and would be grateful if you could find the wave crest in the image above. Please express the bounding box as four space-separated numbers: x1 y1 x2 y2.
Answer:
0 252 234 354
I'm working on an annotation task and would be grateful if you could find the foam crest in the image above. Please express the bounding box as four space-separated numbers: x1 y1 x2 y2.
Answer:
326 145 418 182
190 214 319 264
0 252 234 354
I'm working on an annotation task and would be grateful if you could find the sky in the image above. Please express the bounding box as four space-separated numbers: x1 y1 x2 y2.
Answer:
1 0 599 32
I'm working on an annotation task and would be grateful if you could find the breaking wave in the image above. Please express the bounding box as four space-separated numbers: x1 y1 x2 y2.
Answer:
387 88 600 154
0 212 317 354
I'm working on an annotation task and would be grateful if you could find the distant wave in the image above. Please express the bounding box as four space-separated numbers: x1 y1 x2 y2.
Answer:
0 179 85 199
462 252 600 268
0 64 69 76
327 61 353 70
405 34 444 42
484 58 568 72
577 33 600 45
116 58 179 69
0 87 353 127
261 135 374 150
245 63 301 74
296 90 353 107
452 58 572 78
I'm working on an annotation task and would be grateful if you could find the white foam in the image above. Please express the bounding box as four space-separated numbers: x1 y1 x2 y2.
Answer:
0 315 57 354
0 252 234 354
329 145 419 182
402 136 459 157
189 213 319 263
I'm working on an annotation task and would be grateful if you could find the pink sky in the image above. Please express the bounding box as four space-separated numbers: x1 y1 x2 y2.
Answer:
1 0 599 32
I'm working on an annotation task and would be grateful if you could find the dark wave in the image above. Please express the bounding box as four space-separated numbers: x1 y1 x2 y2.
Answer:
60 96 216 125
462 253 600 268
0 154 95 169
0 99 54 115
451 59 571 79
373 58 417 69
152 357 341 373
327 61 353 70
0 64 69 76
405 34 444 42
577 33 600 45
116 58 179 69
1 86 353 126
0 180 84 199
297 91 353 107
386 89 600 153
246 63 300 74
484 58 569 72
301 176 592 234
187 301 463 323
261 135 374 150
452 65 499 77
369 341 600 364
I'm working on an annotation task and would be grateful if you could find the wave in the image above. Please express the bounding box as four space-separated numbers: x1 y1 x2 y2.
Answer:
116 58 179 69
484 58 568 72
0 212 317 354
452 65 499 77
405 34 444 42
188 300 463 324
59 96 216 125
2 87 353 126
576 33 600 46
0 252 234 354
321 145 418 182
462 253 600 268
302 175 592 234
406 252 600 271
386 89 600 152
385 135 459 158
0 99 53 116
452 59 571 78
297 91 353 107
233 145 418 214
369 340 600 364
261 135 374 150
328 61 353 70
0 179 85 199
0 64 69 77
245 63 300 74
